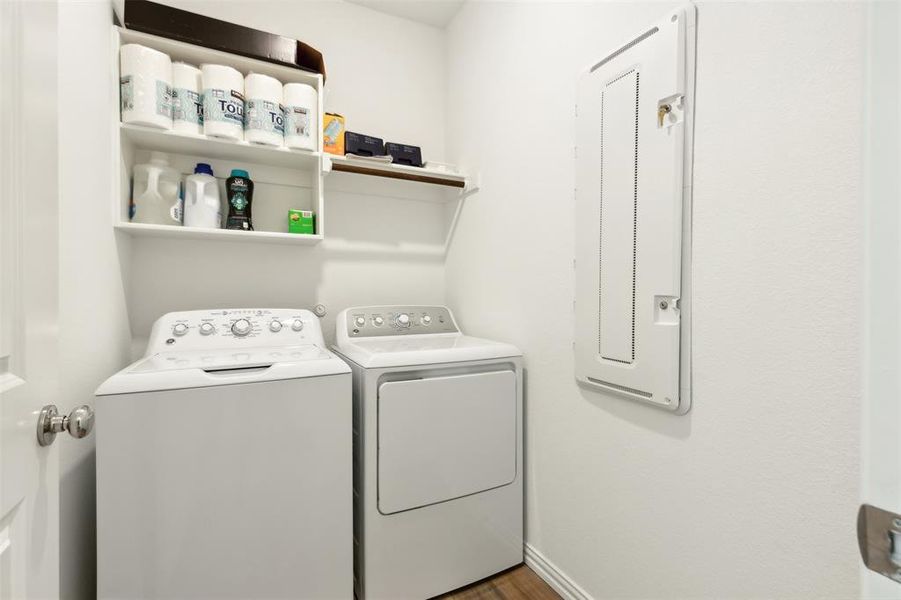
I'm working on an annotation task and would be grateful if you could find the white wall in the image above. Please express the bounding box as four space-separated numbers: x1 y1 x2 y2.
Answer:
128 0 451 343
58 2 450 598
58 2 133 599
445 2 864 597
58 1 868 598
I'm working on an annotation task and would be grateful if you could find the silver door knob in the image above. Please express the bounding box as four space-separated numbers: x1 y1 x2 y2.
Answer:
37 404 94 447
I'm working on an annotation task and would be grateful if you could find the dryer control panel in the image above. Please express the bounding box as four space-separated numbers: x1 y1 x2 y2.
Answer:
145 308 324 354
342 306 459 338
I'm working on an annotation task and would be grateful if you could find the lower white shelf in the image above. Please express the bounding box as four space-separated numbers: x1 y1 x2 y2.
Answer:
115 222 323 245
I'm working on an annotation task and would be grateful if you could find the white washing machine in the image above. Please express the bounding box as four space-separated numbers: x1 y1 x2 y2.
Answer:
333 305 523 600
95 308 352 600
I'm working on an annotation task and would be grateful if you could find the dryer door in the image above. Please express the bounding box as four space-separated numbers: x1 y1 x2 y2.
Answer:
377 370 517 514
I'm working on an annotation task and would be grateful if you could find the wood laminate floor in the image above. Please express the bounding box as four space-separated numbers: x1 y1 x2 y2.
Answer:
436 565 561 600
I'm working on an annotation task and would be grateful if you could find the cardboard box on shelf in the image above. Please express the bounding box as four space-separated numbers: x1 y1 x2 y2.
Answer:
288 210 315 235
323 113 345 155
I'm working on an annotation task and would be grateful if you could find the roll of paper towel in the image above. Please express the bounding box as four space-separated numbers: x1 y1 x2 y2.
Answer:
202 64 244 140
283 83 318 151
172 62 203 135
244 73 285 146
120 44 173 130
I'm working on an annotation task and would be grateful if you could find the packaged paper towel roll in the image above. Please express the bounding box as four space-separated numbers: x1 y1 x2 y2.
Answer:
244 73 284 146
201 64 244 140
172 62 203 135
120 44 173 130
283 83 318 151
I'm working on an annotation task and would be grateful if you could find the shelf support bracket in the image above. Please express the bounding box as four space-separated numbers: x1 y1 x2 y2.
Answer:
444 172 480 256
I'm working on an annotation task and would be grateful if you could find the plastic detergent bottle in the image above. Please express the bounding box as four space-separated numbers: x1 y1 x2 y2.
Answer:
183 163 221 229
225 169 254 231
131 152 181 226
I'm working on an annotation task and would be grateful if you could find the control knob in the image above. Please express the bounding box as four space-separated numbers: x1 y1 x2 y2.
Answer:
355 316 366 327
373 316 384 326
269 320 283 333
172 323 188 337
231 319 252 337
199 323 215 336
396 313 411 328
421 315 432 325
291 319 304 332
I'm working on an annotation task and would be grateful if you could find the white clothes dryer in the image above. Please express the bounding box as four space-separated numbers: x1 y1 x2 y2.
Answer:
333 305 523 600
95 308 352 600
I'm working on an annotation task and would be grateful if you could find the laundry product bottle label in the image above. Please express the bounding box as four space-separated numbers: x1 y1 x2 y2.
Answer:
119 76 172 118
203 88 245 127
119 76 134 113
173 88 203 125
285 105 311 138
230 191 248 210
155 80 173 118
245 99 285 135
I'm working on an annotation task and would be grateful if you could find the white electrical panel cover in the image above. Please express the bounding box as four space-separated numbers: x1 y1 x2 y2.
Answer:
574 6 696 413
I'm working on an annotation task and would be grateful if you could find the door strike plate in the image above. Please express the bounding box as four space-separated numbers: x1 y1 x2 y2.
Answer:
858 503 901 583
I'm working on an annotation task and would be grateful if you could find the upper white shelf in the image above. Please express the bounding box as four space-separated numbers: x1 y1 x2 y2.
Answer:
326 155 467 189
118 27 321 88
121 123 321 170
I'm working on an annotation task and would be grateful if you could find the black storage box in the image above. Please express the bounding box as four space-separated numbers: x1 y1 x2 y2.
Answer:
385 143 424 168
345 132 385 157
122 0 327 80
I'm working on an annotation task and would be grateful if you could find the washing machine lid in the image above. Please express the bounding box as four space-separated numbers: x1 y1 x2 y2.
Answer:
95 344 350 395
334 335 521 368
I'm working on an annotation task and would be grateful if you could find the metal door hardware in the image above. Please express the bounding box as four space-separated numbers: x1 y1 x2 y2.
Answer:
858 504 901 583
37 404 94 446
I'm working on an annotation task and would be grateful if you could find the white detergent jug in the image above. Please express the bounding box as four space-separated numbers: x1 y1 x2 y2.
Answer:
183 163 222 229
131 152 182 226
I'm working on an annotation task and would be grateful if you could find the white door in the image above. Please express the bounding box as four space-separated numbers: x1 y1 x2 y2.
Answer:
0 1 61 598
861 1 901 597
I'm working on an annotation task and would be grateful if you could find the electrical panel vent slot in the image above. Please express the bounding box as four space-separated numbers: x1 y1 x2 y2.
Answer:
590 27 659 72
586 377 653 400
598 69 639 364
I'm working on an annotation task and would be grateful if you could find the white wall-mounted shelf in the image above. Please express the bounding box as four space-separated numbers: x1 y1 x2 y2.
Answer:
113 26 326 244
121 124 321 171
115 222 323 245
113 25 473 250
118 27 322 89
326 155 467 189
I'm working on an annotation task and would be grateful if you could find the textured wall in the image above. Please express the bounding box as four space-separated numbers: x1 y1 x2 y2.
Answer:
58 2 133 598
445 2 864 597
127 0 451 343
60 2 451 598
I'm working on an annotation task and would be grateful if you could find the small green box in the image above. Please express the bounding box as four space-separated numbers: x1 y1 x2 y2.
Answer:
288 210 315 234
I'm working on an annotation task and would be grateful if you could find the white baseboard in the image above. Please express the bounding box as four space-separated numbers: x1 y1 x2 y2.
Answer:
524 543 593 600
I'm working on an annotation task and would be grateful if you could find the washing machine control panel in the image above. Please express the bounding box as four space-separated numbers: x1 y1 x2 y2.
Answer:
344 306 458 338
146 308 324 353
